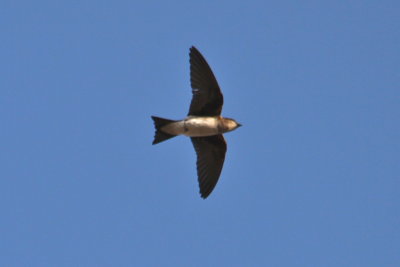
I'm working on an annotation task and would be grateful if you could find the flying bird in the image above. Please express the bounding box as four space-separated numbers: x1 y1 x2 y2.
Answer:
151 46 241 199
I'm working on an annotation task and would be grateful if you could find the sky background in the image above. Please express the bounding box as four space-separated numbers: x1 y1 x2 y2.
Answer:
1 1 399 266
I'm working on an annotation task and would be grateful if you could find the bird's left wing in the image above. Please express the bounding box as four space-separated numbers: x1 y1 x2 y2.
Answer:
191 134 227 198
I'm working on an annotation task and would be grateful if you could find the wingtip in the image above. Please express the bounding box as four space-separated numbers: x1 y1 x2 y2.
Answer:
200 188 213 199
200 193 209 199
190 45 199 53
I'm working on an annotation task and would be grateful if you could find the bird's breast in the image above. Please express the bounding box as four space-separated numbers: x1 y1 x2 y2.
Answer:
182 117 220 137
160 117 220 137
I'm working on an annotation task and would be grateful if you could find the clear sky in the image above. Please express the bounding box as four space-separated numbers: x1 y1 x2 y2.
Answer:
1 1 399 266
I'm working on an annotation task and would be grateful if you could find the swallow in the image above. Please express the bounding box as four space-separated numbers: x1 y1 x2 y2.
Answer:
151 46 241 199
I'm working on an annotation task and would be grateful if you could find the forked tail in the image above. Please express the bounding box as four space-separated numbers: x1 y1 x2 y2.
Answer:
151 116 177 145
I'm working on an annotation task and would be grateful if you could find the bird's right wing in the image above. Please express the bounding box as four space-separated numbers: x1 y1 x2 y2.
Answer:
188 46 224 116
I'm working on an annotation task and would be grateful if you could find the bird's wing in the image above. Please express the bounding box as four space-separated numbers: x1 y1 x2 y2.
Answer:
191 134 227 198
188 46 223 116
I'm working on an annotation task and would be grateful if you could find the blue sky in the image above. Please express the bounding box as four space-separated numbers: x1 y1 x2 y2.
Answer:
1 1 399 266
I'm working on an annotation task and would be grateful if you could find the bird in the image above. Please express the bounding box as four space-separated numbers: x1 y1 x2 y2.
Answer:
151 46 241 199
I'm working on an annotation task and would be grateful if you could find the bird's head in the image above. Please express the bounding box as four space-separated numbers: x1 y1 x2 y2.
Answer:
221 117 242 133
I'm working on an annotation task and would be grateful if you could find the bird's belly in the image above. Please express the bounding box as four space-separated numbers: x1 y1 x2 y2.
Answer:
161 117 220 137
183 117 220 137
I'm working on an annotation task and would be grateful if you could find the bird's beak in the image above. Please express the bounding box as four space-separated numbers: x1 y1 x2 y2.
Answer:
237 123 242 128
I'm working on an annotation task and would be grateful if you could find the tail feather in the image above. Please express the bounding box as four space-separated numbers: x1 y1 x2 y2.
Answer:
151 116 177 145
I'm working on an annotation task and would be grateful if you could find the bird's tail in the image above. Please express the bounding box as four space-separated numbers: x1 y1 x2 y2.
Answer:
151 116 178 145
